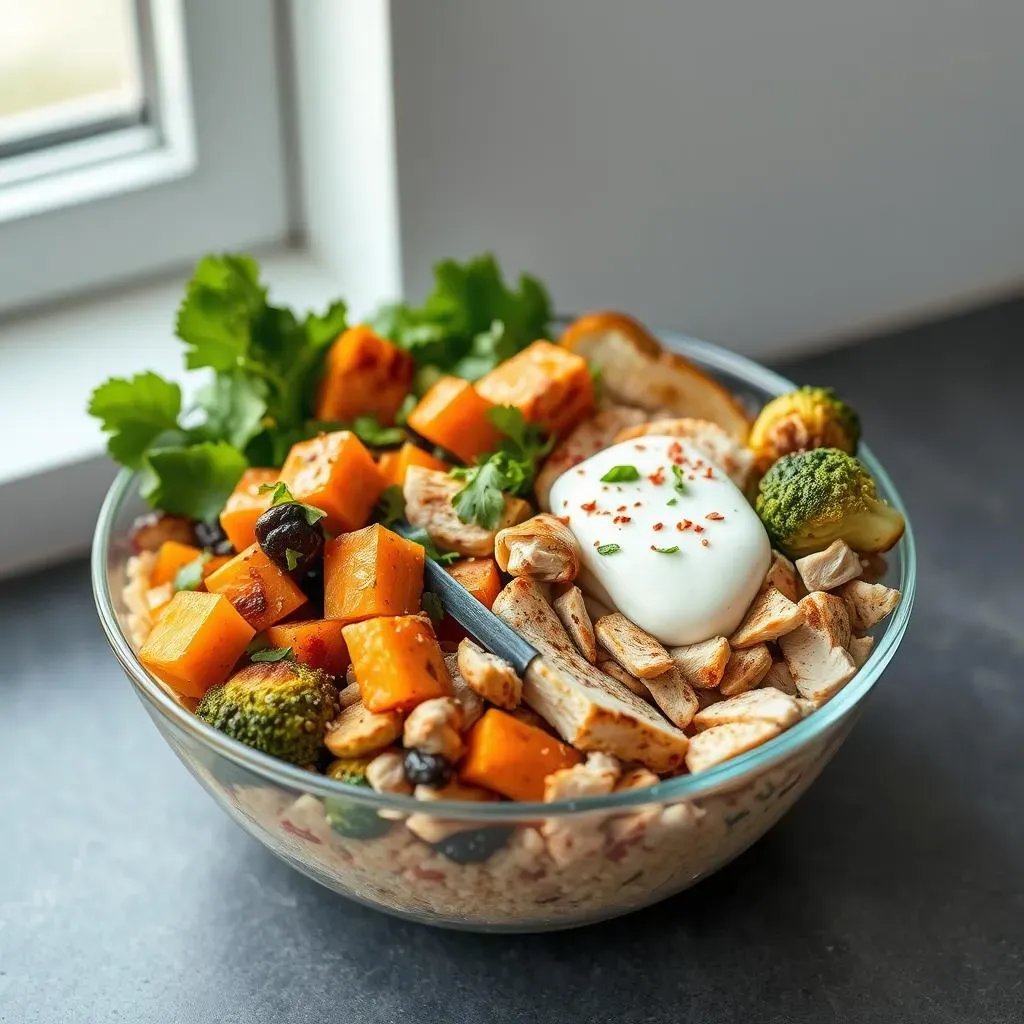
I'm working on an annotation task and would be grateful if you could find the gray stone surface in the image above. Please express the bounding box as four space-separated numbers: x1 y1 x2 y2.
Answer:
2 303 1023 1023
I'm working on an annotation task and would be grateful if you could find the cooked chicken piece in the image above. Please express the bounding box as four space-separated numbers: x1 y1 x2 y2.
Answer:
848 634 875 669
778 592 857 706
615 766 661 792
494 513 582 584
685 719 784 773
456 639 523 709
696 687 724 711
402 697 464 763
594 613 674 679
597 659 651 700
552 586 598 664
325 701 404 758
642 666 700 729
796 697 817 718
796 539 863 592
493 578 690 771
543 752 622 802
761 660 798 696
837 579 901 631
692 686 802 732
765 549 802 603
365 750 412 795
535 404 648 510
406 781 500 843
403 466 531 557
718 644 774 696
730 585 804 648
442 653 484 728
614 417 755 489
668 636 731 689
338 681 362 709
559 312 751 441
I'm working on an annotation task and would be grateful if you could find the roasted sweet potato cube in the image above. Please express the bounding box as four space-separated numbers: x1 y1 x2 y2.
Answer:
377 442 450 488
476 340 595 437
406 376 504 464
315 326 415 425
218 468 279 554
343 615 453 713
264 619 350 677
323 523 425 624
205 543 307 632
280 431 385 534
139 591 255 699
445 558 503 610
150 541 207 588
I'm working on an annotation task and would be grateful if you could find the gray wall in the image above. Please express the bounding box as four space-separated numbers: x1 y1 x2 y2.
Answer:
390 0 1024 357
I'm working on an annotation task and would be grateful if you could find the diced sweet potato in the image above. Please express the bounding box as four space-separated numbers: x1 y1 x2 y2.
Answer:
475 340 595 437
406 376 504 464
460 708 582 802
150 541 206 587
280 431 385 534
343 615 453 713
264 619 350 677
139 591 255 699
218 468 279 554
205 543 307 632
323 523 425 624
377 442 450 488
445 558 503 610
315 325 415 425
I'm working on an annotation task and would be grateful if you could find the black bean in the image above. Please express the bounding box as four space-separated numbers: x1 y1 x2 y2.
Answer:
254 503 324 575
403 750 454 788
434 826 515 864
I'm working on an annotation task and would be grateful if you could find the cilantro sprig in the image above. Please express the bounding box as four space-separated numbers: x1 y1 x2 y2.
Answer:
450 407 554 529
257 481 327 527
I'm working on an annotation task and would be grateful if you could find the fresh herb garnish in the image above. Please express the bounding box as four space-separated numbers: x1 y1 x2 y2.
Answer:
251 646 292 663
596 543 621 556
450 407 553 529
666 497 679 506
371 254 552 387
652 545 679 555
284 548 301 571
257 481 327 527
173 551 212 592
375 485 406 527
308 416 406 448
671 464 687 493
422 591 445 626
600 465 640 483
406 527 459 566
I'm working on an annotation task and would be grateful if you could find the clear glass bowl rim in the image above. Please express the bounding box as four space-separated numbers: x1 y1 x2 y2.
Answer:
91 330 916 821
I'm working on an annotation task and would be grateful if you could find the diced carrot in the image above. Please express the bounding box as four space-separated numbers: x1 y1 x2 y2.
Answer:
406 376 504 465
445 558 503 610
264 619 350 677
323 523 425 625
204 543 307 632
377 442 450 488
219 468 279 554
343 615 452 713
460 708 582 802
150 541 205 587
280 431 385 535
140 591 256 699
476 339 595 437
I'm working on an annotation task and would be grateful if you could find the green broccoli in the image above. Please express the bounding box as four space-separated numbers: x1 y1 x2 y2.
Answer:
749 386 861 472
196 660 339 767
755 447 904 558
323 756 391 839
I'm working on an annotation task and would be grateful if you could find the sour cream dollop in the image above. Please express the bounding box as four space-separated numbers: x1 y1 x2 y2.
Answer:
549 436 770 646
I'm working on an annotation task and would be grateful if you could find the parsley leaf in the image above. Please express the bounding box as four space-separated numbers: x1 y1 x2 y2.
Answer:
257 481 327 526
596 543 621 556
652 545 679 555
87 373 185 469
140 442 249 522
194 372 268 451
671 464 687 493
422 591 445 626
251 647 292 663
375 485 406 527
405 527 459 565
666 497 679 506
285 548 301 571
173 551 211 592
601 465 640 483
345 417 406 448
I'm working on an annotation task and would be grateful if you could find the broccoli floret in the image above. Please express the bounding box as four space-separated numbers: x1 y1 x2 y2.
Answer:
749 386 861 472
323 756 391 839
755 448 904 558
196 661 339 767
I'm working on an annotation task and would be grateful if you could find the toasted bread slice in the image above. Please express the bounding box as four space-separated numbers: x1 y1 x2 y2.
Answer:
560 312 751 442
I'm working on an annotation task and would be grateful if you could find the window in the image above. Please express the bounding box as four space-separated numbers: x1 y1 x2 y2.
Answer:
0 0 291 314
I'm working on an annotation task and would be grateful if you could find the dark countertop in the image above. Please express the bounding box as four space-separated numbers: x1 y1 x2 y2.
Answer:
3 301 1022 1024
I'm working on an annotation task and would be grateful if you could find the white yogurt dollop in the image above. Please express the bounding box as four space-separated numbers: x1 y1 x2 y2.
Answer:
549 436 770 646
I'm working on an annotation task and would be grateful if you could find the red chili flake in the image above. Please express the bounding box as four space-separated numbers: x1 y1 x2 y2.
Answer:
694 457 705 468
706 512 724 521
580 500 598 513
613 515 632 524
617 505 628 512
653 522 664 532
647 466 666 485
693 524 705 534
704 466 715 479
667 441 684 461
701 538 710 547
556 514 570 525
634 444 647 451
676 519 693 531
633 501 642 507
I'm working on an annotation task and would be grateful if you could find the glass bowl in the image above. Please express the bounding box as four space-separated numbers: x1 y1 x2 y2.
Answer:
92 331 915 932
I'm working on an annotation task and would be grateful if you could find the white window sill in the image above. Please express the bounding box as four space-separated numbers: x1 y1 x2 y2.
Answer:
0 248 345 578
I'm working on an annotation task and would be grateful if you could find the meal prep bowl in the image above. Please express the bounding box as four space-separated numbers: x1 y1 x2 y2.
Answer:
93 332 915 932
